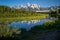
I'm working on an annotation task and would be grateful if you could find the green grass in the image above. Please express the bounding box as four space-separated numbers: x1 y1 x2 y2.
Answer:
0 14 49 22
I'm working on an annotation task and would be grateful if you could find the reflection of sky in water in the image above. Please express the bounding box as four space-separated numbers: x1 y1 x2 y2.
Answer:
10 19 51 31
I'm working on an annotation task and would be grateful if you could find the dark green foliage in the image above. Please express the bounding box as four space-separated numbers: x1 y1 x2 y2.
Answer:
49 10 57 17
30 25 45 33
49 6 60 18
0 6 11 13
58 6 60 13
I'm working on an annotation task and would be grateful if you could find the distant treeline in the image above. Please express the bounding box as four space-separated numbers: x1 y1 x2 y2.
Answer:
0 6 49 18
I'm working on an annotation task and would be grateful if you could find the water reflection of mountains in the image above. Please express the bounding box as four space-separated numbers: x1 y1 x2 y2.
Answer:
10 19 55 31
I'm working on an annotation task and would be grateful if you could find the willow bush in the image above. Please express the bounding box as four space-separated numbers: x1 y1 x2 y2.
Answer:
0 23 21 37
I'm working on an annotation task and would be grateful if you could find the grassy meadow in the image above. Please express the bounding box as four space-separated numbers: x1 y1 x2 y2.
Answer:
0 14 49 22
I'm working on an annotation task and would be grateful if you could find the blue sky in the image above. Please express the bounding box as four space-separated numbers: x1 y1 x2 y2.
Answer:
0 0 60 7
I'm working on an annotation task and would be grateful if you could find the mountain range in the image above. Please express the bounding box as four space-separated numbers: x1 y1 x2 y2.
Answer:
12 3 58 11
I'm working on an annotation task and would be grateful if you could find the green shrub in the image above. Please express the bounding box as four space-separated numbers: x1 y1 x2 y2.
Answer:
0 24 21 37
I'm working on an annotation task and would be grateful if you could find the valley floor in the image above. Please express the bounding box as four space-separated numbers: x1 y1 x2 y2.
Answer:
0 14 49 22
